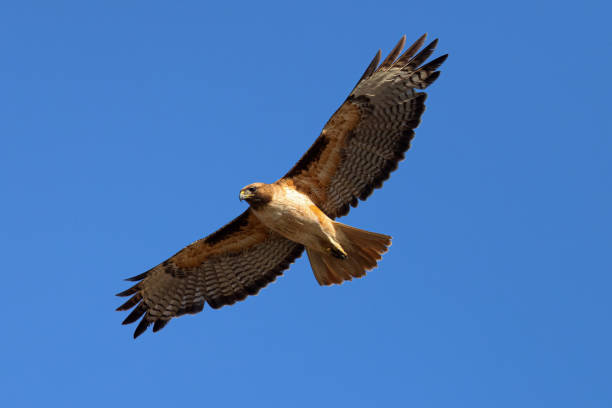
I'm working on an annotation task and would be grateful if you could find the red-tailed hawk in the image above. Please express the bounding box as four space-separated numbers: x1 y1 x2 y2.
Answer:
117 34 447 338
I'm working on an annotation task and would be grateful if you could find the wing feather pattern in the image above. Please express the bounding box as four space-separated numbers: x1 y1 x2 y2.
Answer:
116 210 304 338
283 34 447 218
117 34 445 338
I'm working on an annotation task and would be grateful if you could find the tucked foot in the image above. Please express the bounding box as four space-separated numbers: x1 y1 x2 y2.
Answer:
327 245 348 260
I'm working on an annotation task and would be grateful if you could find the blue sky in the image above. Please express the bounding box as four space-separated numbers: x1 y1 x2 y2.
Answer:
1 1 610 407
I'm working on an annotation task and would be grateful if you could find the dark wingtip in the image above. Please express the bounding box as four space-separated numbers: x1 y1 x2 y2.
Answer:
122 303 146 325
421 38 439 59
115 283 140 297
125 271 149 282
133 317 151 338
423 38 439 54
429 53 448 68
413 33 429 50
395 34 428 66
117 293 142 311
152 319 170 332
350 49 382 93
378 35 407 70
414 54 448 83
422 71 441 88
403 38 440 71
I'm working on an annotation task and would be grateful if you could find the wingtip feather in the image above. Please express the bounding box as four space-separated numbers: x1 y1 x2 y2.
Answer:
122 303 146 325
394 34 427 63
152 319 170 333
116 293 142 311
378 35 407 70
115 283 140 297
133 317 151 338
124 271 149 282
402 38 439 71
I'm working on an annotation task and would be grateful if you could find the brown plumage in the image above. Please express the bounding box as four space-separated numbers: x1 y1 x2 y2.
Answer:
117 34 447 338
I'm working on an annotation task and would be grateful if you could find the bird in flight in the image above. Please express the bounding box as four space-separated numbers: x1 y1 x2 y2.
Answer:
117 34 447 338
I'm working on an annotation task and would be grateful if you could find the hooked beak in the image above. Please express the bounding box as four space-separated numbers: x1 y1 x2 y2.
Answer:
239 190 253 201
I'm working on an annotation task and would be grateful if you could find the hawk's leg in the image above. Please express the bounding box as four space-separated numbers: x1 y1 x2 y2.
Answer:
327 244 348 260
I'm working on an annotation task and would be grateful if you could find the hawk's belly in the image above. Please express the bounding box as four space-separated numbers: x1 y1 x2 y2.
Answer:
252 188 334 251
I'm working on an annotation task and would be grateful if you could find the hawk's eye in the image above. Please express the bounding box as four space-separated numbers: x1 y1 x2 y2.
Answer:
248 187 257 193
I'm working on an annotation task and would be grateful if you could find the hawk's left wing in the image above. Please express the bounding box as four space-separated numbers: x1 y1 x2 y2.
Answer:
283 34 447 219
116 210 303 338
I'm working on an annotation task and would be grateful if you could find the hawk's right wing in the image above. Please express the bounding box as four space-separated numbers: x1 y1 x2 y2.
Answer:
282 34 447 219
116 210 304 338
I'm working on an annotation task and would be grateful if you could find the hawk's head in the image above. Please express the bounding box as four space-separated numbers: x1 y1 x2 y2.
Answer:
239 183 271 209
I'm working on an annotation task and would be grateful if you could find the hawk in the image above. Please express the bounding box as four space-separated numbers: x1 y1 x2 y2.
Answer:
117 34 447 338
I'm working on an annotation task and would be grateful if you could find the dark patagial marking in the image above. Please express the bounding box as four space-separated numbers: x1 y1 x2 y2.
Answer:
284 135 330 178
204 210 251 245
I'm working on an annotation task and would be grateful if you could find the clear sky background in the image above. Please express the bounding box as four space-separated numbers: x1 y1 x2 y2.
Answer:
1 1 610 407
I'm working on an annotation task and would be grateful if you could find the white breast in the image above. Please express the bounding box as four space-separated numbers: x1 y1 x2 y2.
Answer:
252 186 332 248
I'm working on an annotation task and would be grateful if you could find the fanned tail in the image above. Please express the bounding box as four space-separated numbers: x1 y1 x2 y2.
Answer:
307 222 391 286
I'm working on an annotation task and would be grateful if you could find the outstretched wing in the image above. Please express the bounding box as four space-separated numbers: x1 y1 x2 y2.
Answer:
283 34 447 219
116 210 304 338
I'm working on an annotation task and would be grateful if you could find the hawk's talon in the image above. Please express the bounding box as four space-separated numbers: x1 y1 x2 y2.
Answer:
328 246 348 260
